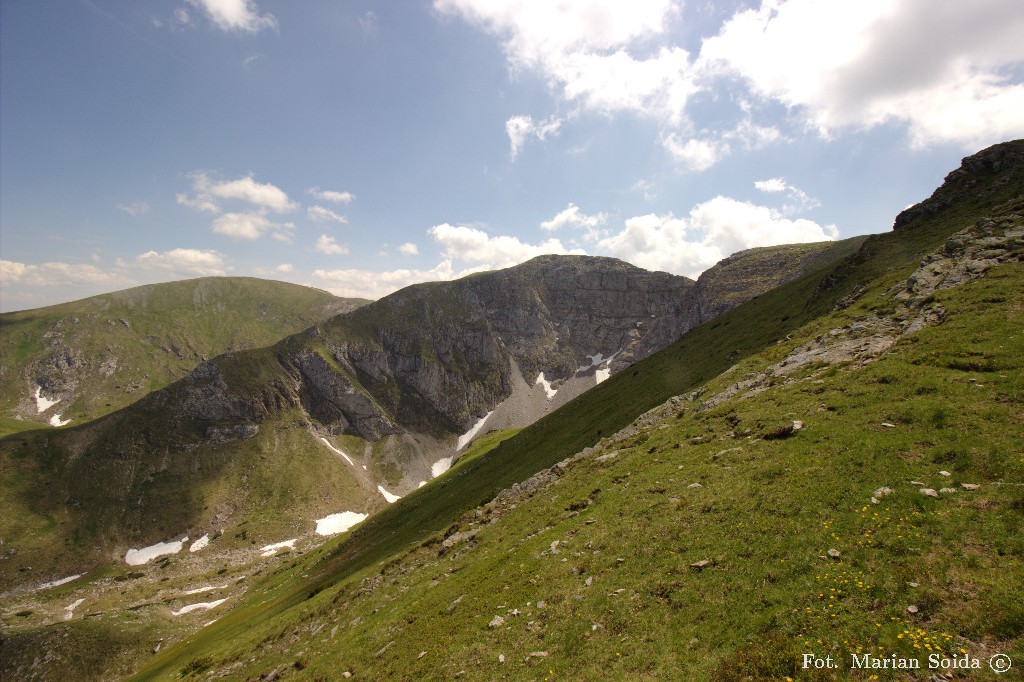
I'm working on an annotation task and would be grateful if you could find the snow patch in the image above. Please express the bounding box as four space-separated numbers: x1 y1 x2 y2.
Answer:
172 598 227 616
125 537 187 566
535 373 557 400
418 481 426 488
577 351 618 383
184 584 228 596
34 386 59 413
378 485 401 503
260 539 296 557
457 411 493 451
49 413 71 427
431 456 454 478
319 437 354 466
37 574 81 591
577 353 605 372
189 534 210 553
64 598 85 620
315 511 367 536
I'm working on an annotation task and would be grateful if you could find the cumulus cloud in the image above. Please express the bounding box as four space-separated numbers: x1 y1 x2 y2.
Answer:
441 0 1024 165
308 205 348 224
0 259 135 288
177 172 298 240
597 196 837 277
307 187 355 204
117 201 151 216
506 114 563 159
204 173 295 212
437 0 696 126
540 203 607 234
135 248 228 276
661 135 724 172
662 108 782 170
754 178 787 193
275 263 293 273
315 234 348 255
179 171 296 214
698 0 1024 149
310 260 459 300
429 223 586 268
185 0 277 33
211 211 282 240
398 242 419 255
176 192 220 214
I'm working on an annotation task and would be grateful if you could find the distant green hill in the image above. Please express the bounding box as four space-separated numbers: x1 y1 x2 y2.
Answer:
0 277 366 434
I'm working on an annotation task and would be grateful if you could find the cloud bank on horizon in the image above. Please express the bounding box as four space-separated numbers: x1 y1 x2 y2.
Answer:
1 0 1022 309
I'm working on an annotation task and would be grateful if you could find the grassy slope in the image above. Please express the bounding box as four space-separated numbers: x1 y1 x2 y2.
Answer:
126 148 1024 680
189 262 1020 682
125 165 1024 680
0 277 365 434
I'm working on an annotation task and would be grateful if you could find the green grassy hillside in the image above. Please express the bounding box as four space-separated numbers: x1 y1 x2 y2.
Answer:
0 277 365 433
118 143 1023 680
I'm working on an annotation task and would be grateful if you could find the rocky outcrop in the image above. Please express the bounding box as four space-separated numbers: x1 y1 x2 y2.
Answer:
893 139 1024 231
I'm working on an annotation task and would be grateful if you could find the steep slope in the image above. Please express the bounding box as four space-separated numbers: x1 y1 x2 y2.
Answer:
85 139 1021 681
0 277 366 433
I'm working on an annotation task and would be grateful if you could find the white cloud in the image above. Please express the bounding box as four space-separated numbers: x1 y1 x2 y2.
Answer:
185 0 277 33
117 201 151 216
662 108 782 170
179 171 296 214
308 205 348 224
540 203 607 232
176 192 219 214
204 174 295 212
755 178 787 193
135 248 228 276
359 10 378 35
754 176 820 214
429 223 586 268
437 0 696 124
698 0 1024 149
0 259 135 288
211 211 271 240
307 187 355 204
505 114 563 159
275 263 293 273
310 260 459 300
315 234 348 255
597 196 837 277
443 0 1024 166
398 242 419 255
661 135 725 172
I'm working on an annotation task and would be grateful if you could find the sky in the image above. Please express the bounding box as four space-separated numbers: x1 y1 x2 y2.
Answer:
1 0 1023 311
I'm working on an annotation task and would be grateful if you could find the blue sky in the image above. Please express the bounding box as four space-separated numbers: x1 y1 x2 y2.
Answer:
2 0 1022 311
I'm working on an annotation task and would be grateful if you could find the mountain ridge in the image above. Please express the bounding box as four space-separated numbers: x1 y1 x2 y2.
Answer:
0 241 861 591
